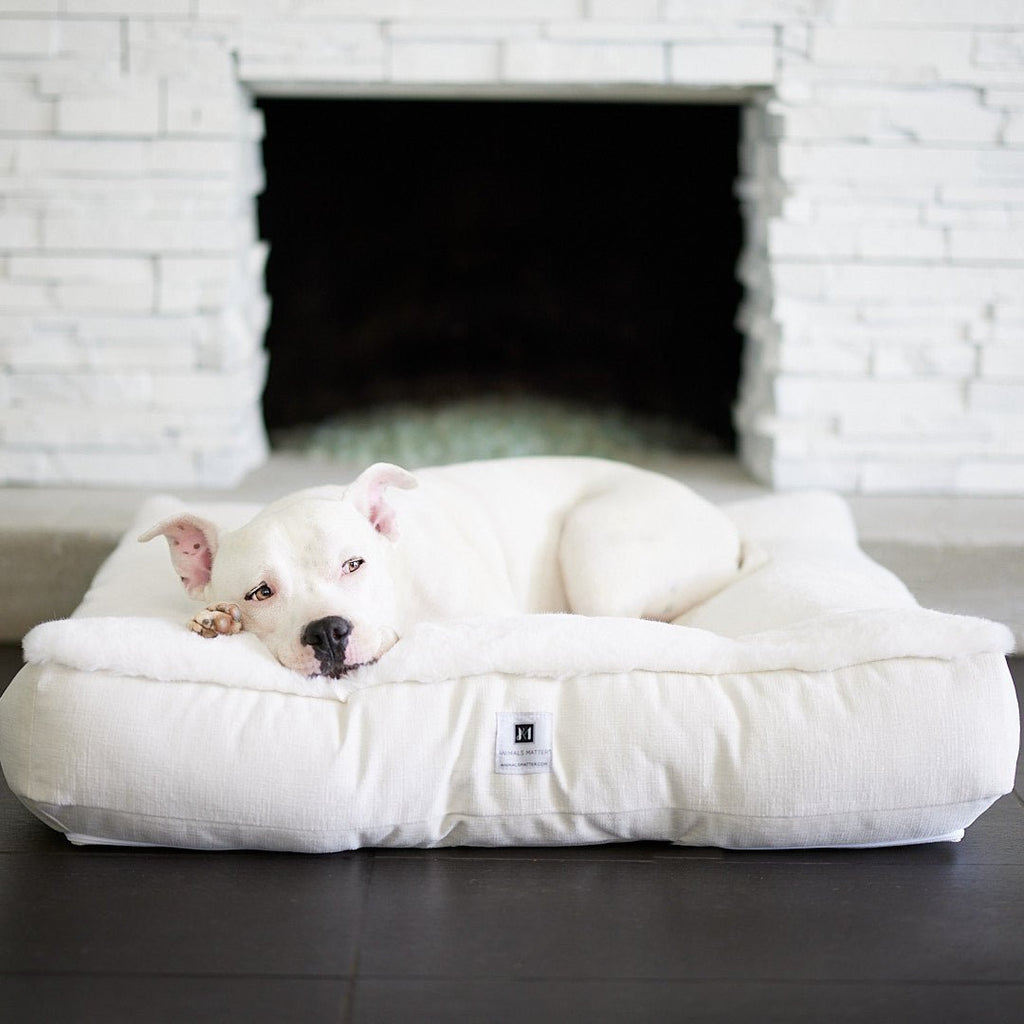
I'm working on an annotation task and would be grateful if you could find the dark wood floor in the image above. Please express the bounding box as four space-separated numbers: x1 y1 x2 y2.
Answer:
1 646 1021 1023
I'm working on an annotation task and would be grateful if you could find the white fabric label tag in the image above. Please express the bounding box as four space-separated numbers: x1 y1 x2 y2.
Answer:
494 712 553 775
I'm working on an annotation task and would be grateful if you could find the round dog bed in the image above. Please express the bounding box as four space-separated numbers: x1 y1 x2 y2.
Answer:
0 490 1017 852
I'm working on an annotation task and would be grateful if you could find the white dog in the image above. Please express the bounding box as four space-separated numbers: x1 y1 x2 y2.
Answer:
140 457 740 678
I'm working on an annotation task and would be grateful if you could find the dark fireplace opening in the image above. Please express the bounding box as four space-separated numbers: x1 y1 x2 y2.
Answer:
257 97 744 454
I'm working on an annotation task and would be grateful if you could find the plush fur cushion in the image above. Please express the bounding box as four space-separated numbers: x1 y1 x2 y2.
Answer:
1 491 1017 851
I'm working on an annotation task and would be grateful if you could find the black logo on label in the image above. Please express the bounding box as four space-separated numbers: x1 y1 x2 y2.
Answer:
514 724 534 744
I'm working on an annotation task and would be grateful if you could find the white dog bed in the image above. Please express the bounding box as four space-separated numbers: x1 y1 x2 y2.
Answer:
0 490 1017 852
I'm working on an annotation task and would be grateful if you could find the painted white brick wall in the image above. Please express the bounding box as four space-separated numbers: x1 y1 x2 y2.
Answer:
1 0 1022 491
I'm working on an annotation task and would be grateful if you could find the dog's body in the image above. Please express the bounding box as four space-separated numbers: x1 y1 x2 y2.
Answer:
141 457 741 678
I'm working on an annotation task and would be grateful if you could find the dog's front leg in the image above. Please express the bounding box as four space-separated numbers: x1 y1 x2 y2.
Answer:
190 603 242 639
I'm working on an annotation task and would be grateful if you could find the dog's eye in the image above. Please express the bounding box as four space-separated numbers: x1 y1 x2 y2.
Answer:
342 558 364 576
245 582 274 602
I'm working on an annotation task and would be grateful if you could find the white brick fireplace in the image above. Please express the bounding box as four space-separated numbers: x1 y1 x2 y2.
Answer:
2 1 1023 493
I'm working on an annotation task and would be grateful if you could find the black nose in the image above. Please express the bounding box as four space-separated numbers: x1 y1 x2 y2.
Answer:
301 616 352 676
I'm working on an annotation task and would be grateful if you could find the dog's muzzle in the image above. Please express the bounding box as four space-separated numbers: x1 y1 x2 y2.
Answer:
301 616 353 678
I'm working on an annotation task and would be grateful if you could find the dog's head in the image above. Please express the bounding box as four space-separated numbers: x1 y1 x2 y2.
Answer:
140 463 418 677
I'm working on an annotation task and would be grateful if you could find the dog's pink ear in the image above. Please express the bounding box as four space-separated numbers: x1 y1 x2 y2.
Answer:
138 514 219 599
347 462 418 540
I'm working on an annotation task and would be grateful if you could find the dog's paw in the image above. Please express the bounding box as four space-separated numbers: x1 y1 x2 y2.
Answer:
190 603 242 639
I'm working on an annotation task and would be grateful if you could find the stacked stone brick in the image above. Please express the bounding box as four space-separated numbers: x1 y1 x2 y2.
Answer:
1 1 1022 491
